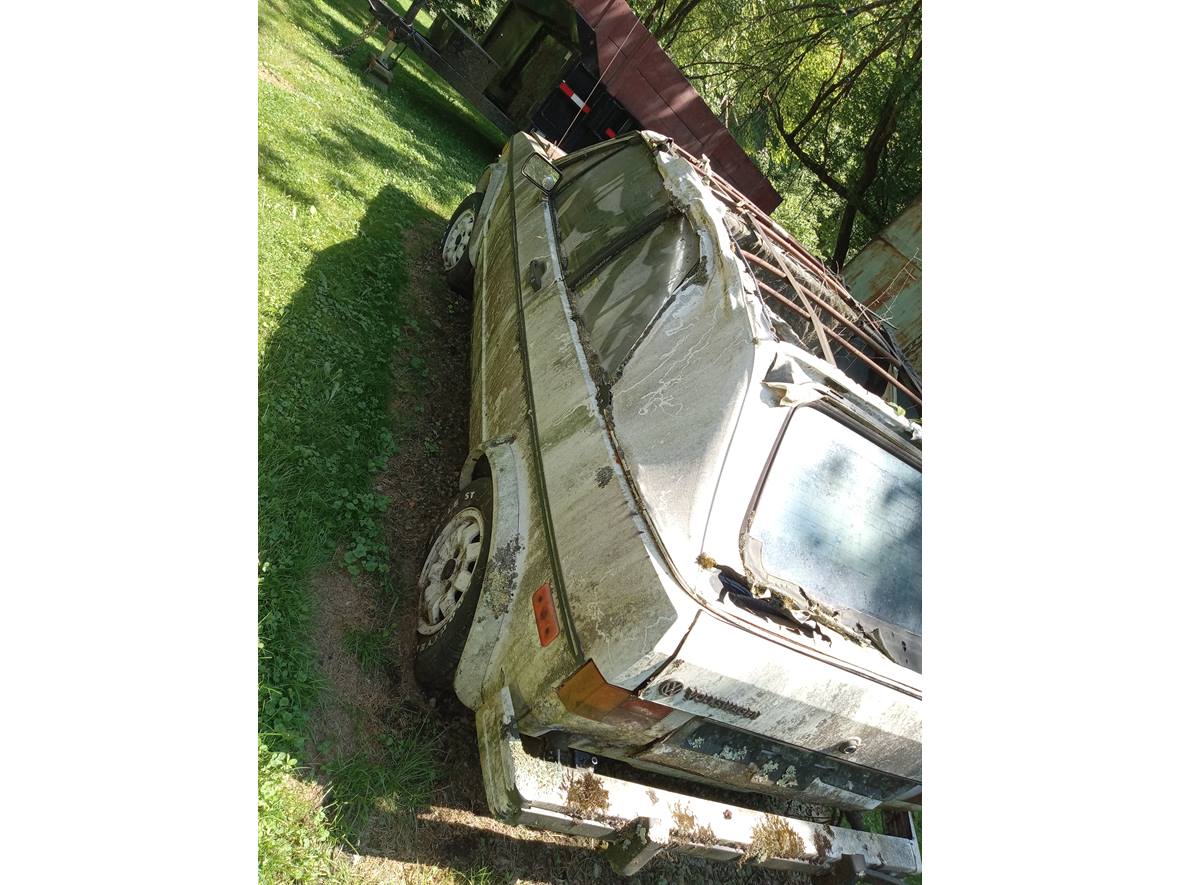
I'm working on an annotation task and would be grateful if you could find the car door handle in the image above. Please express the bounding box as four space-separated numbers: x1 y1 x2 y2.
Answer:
528 258 546 291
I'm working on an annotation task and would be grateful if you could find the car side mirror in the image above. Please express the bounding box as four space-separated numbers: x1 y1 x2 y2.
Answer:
522 153 561 193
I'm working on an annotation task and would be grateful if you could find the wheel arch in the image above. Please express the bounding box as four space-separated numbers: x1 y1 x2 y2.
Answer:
452 435 530 708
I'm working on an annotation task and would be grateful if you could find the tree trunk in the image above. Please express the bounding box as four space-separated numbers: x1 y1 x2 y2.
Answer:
652 0 707 47
766 98 885 230
831 42 921 268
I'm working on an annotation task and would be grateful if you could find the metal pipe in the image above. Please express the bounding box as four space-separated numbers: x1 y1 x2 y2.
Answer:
753 280 923 406
742 250 897 361
695 157 891 340
661 141 919 404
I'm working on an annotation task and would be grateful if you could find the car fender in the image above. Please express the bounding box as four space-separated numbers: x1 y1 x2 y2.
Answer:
452 435 530 709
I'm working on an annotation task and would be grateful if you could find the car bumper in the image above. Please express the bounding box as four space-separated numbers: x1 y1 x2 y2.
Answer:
476 684 922 879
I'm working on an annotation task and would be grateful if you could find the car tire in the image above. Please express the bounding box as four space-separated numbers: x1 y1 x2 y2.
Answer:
413 477 493 690
440 192 482 298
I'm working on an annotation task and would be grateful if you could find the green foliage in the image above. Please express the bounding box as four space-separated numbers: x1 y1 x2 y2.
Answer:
259 742 349 884
633 0 922 264
258 0 496 753
343 624 395 673
427 0 500 36
259 0 500 879
326 724 441 840
457 868 511 885
336 487 392 577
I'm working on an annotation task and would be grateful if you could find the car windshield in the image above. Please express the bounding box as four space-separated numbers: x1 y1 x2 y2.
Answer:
748 406 921 637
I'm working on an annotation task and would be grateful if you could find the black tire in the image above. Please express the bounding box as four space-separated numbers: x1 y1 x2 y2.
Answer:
440 192 482 298
413 477 493 690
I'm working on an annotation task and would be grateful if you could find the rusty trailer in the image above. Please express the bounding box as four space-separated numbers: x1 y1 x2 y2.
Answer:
354 0 782 214
478 685 922 879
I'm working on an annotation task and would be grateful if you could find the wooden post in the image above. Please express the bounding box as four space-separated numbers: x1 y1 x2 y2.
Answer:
405 0 427 25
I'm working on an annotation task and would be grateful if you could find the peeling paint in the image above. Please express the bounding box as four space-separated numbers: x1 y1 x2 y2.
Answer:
481 536 522 617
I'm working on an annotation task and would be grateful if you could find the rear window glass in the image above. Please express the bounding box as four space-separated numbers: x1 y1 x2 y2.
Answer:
553 139 700 378
749 407 921 635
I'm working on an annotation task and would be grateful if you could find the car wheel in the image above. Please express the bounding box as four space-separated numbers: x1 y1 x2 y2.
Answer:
414 477 492 690
440 193 482 298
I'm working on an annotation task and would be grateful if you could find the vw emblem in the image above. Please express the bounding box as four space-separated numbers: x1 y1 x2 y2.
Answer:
657 679 684 697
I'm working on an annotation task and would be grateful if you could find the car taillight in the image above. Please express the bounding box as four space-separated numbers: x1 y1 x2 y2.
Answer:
557 660 673 728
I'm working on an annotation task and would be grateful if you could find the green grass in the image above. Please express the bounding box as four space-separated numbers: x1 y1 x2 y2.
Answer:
258 741 346 885
325 723 440 840
258 0 499 878
341 624 394 674
258 4 926 879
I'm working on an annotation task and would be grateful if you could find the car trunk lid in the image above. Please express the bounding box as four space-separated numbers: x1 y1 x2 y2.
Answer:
634 610 921 783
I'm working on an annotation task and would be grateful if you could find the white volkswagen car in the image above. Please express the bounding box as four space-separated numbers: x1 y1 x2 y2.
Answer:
417 129 923 881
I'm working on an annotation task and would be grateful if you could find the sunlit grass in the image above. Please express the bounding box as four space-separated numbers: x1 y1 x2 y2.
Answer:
258 0 499 878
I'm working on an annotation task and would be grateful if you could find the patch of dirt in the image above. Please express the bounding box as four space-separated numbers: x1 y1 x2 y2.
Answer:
305 214 473 774
307 569 398 761
259 63 295 92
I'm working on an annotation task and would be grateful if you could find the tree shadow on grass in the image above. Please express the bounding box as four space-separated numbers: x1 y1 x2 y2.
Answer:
259 189 807 885
259 181 444 751
358 54 505 158
258 144 325 208
257 5 795 883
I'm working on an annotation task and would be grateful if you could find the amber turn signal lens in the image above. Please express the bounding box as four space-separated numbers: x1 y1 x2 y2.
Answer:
557 660 673 727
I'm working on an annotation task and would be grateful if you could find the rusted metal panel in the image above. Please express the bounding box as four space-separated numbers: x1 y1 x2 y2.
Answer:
476 683 922 877
843 199 922 372
452 437 530 709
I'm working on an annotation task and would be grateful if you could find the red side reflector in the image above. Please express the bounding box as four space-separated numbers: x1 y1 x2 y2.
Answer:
557 660 673 727
581 103 591 114
605 127 617 139
531 583 559 647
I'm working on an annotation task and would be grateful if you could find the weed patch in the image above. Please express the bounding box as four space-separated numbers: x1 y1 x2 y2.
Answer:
342 624 395 674
326 722 441 841
258 741 348 884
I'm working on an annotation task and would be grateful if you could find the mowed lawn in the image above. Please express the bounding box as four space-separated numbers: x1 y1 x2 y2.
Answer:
258 0 500 880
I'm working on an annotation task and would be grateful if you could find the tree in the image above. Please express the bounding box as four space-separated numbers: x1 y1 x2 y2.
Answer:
641 0 708 46
632 0 922 266
429 0 500 36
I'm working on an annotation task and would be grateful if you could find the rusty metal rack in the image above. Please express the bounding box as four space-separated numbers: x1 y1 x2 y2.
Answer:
667 143 922 411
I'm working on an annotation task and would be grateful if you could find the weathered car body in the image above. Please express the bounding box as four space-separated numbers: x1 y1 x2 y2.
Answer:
422 130 923 878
